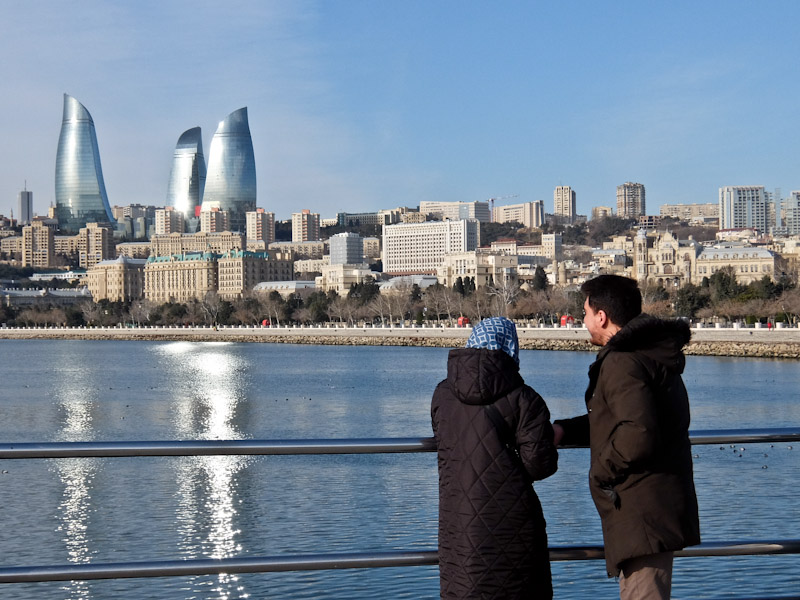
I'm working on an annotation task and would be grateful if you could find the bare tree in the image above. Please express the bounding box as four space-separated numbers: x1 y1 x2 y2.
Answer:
129 299 155 326
778 288 800 325
487 279 521 317
201 292 223 326
367 293 392 326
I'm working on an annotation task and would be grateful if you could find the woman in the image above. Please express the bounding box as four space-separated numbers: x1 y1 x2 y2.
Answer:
431 317 558 599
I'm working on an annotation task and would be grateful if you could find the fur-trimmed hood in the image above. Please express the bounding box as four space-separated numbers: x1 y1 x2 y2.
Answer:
600 313 691 375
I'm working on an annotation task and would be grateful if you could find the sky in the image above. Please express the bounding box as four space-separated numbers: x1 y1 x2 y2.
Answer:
1 0 798 221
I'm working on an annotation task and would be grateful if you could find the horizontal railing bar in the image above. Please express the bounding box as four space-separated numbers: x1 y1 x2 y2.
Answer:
0 540 798 584
0 428 798 459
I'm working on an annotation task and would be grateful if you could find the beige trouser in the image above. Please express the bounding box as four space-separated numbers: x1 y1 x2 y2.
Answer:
618 551 674 600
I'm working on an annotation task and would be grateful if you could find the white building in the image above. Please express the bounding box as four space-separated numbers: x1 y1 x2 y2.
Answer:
554 186 576 223
493 201 544 228
419 200 491 223
719 186 768 233
382 219 480 275
329 232 364 265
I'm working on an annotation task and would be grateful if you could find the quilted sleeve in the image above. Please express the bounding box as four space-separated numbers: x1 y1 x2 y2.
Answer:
515 387 558 482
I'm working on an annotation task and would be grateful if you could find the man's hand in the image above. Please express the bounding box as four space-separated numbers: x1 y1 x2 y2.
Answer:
552 423 565 446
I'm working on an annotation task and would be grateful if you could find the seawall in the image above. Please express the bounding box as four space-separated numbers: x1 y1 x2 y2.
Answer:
2 325 800 359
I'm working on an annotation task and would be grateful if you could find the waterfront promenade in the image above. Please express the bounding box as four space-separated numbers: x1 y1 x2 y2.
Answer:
3 323 800 358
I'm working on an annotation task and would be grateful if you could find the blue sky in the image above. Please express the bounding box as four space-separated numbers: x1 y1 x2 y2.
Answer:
1 1 798 221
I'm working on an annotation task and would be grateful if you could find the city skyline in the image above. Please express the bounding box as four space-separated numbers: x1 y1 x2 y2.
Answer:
1 1 798 221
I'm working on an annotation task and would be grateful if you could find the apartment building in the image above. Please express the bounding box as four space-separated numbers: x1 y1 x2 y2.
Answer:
22 220 54 267
554 186 576 223
246 208 275 244
719 186 768 233
154 206 185 235
217 250 293 300
493 201 544 228
200 207 229 233
617 182 646 218
292 209 321 242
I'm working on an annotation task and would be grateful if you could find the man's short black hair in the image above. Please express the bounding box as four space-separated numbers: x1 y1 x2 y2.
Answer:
580 275 642 327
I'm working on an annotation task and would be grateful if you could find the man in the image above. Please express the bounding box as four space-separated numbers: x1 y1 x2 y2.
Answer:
553 275 699 599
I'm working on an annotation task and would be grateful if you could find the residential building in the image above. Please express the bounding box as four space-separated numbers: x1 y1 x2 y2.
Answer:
419 200 491 223
77 223 115 269
784 191 800 235
18 189 33 225
363 237 381 261
21 220 54 267
382 219 480 275
292 209 320 242
55 94 115 234
554 186 576 223
200 207 228 233
493 201 544 228
268 240 326 260
329 232 363 265
201 107 256 232
166 127 206 220
116 241 151 259
336 210 400 228
86 256 147 302
719 186 768 233
246 208 275 244
616 182 646 218
154 206 185 235
659 203 719 223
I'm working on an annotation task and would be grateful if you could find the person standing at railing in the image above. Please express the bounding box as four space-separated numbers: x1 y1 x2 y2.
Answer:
552 275 700 600
432 316 558 599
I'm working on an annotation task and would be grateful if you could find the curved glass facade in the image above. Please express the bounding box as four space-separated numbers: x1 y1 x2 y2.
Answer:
202 107 256 232
55 94 115 234
166 127 206 222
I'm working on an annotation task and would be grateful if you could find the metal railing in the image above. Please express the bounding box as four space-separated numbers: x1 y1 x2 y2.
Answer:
0 427 799 589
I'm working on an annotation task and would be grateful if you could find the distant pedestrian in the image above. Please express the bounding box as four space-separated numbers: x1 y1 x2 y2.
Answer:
432 316 558 599
553 275 700 600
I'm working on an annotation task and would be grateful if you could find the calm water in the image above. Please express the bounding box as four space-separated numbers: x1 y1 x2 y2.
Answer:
0 340 798 599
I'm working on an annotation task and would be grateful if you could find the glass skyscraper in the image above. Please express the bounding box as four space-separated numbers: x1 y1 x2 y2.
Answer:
202 107 256 232
55 94 115 234
166 126 206 223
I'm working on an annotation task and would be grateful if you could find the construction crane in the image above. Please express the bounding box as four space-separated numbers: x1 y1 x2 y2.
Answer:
485 194 519 216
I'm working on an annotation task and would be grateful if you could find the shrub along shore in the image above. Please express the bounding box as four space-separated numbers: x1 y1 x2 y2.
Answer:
2 325 800 359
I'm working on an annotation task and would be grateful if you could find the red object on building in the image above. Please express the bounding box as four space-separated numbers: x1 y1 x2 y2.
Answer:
457 316 471 327
560 315 575 327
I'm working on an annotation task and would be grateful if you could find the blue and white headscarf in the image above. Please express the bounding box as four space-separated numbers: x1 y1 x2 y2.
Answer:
465 316 520 365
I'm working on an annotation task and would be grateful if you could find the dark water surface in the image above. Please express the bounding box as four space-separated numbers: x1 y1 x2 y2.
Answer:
0 340 798 599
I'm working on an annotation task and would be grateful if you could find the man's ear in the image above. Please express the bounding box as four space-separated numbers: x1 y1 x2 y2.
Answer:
595 309 608 327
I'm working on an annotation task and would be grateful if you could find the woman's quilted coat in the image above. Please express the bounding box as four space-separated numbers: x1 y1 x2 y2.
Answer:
431 348 558 599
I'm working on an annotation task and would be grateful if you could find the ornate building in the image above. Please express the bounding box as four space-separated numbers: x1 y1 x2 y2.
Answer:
86 256 147 302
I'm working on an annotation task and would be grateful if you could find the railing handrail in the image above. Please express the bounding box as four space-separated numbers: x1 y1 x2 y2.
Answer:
0 540 798 584
0 427 798 459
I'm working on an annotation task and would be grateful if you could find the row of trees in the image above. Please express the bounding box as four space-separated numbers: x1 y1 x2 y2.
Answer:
6 266 800 329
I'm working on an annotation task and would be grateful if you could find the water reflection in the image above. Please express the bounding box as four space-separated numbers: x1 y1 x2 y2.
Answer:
159 342 252 599
51 355 103 600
